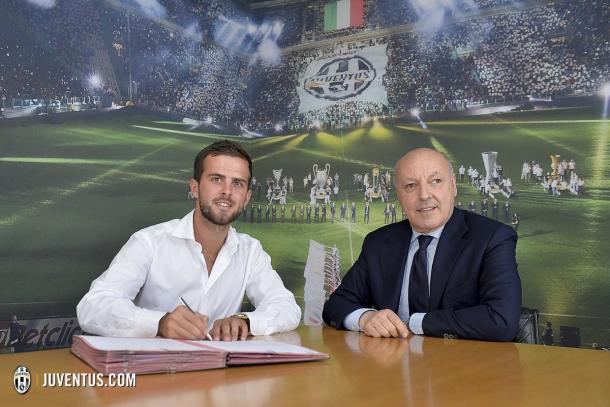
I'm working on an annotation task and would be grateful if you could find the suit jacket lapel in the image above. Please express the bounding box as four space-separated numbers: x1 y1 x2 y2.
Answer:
429 209 468 311
382 221 412 311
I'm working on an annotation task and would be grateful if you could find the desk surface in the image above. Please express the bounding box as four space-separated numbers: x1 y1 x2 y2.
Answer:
2 326 609 406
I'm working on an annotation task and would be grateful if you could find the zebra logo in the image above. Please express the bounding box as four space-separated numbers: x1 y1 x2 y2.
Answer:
304 55 376 101
14 365 31 395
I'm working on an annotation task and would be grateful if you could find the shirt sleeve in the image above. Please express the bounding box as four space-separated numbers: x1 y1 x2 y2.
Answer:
408 313 426 335
244 242 301 336
76 232 165 337
344 308 376 331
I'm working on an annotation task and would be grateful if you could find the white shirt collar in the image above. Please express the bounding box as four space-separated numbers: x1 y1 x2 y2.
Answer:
410 223 445 244
171 210 196 241
171 209 239 251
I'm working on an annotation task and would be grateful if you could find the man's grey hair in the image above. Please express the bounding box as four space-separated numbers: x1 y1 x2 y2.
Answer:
442 152 455 175
393 149 455 187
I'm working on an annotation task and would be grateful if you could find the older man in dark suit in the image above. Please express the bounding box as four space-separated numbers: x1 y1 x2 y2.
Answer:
323 148 521 341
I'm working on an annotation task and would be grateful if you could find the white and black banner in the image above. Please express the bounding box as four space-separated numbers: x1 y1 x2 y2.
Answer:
297 44 389 113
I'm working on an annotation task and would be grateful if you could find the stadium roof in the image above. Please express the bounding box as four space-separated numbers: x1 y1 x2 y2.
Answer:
243 0 315 9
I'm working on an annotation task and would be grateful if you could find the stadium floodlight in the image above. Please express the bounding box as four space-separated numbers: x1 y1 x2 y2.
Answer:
601 84 610 119
273 21 284 36
88 74 102 89
410 107 428 129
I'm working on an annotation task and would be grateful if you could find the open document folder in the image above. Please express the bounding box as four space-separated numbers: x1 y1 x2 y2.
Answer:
71 335 329 375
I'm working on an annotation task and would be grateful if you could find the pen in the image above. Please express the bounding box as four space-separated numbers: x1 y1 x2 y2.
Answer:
180 296 213 341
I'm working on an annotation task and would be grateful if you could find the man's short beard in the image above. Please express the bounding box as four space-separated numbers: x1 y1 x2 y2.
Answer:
198 201 243 226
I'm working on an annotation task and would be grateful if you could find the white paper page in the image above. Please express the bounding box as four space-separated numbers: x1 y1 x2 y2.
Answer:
77 335 207 352
203 340 322 355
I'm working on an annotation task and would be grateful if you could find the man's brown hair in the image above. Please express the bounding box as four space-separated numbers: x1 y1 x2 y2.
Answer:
193 140 252 188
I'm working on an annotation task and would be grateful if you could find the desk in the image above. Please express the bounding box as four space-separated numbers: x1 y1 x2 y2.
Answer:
2 326 609 406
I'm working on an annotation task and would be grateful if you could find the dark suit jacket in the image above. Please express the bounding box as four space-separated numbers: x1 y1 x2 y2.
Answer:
322 208 521 341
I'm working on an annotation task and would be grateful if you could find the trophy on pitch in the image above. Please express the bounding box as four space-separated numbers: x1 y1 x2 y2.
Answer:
370 167 381 199
481 151 498 187
549 154 568 190
272 169 283 188
313 163 330 200
550 155 560 178
272 169 283 201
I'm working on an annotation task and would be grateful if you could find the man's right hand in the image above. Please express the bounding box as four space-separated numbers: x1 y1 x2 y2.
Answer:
359 309 409 338
157 305 209 339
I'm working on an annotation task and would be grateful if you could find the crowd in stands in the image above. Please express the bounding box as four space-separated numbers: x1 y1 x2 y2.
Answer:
237 60 299 131
98 0 250 123
2 0 609 132
1 0 104 102
276 0 526 48
473 6 590 97
371 0 417 29
257 5 303 48
291 101 388 131
563 1 610 86
254 0 609 129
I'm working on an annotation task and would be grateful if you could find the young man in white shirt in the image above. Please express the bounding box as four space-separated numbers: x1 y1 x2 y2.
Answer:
77 140 301 341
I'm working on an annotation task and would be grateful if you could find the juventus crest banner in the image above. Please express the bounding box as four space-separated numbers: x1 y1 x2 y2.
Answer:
297 44 389 113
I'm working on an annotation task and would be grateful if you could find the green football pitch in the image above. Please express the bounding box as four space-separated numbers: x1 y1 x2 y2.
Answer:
1 107 608 345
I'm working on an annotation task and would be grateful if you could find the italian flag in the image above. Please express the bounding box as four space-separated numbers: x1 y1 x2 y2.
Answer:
324 0 364 32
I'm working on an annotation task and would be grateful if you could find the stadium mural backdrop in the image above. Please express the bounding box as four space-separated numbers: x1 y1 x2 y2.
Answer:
1 0 609 351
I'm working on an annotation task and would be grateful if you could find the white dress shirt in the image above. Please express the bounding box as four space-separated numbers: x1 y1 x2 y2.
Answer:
77 210 301 337
343 225 445 335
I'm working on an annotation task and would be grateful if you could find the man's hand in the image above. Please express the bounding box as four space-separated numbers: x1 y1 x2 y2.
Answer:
359 309 410 338
157 305 209 339
210 316 249 341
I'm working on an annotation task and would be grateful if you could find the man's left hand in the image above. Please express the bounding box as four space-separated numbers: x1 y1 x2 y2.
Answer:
210 317 249 341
